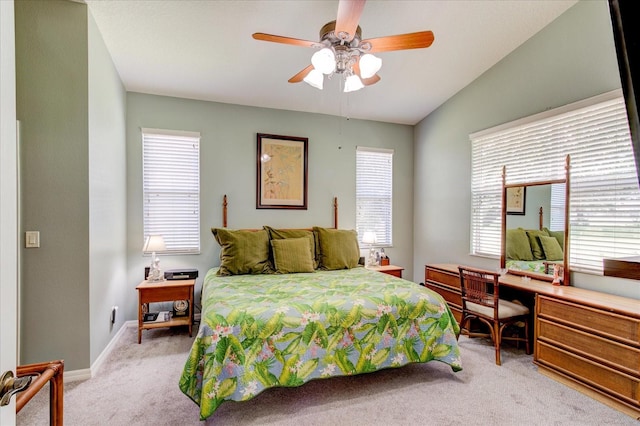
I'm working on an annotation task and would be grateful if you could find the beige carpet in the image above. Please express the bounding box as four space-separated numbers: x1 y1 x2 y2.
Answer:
17 324 637 425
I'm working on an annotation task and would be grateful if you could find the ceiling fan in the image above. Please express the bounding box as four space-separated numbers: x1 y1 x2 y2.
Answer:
252 0 434 92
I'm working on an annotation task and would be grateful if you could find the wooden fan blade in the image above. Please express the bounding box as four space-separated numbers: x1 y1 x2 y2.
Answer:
288 65 314 83
353 59 380 86
335 0 366 42
363 31 434 53
253 33 318 48
361 74 380 86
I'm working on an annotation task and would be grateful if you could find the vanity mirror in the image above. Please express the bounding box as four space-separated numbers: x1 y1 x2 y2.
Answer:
500 155 570 285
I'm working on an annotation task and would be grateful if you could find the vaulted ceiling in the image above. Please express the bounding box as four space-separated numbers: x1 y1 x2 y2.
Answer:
86 0 578 125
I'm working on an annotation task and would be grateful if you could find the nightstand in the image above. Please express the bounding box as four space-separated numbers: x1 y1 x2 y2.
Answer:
366 264 404 278
136 279 195 343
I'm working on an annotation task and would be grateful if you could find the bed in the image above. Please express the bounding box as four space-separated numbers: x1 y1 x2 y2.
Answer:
179 197 462 420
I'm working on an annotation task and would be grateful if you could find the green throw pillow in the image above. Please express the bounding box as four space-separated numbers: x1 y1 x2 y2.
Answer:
313 227 360 270
543 227 565 251
506 228 534 261
271 237 315 273
211 228 274 275
525 229 550 260
539 235 564 261
264 226 318 269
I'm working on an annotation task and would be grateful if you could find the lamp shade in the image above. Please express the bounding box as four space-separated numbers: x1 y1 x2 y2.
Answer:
362 231 377 245
344 74 364 93
142 235 166 253
311 48 336 75
303 68 324 90
359 54 382 79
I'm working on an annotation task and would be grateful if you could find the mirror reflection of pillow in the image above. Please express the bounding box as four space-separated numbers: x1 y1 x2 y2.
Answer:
542 227 564 251
539 235 563 261
525 229 550 260
506 228 534 261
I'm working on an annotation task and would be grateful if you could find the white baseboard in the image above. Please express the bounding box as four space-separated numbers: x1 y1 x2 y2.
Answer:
63 320 136 383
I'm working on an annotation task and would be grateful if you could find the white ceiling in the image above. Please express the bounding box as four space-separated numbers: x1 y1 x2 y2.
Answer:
85 0 578 125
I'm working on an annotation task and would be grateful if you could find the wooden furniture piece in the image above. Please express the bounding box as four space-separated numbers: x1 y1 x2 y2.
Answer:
136 278 195 343
426 263 640 416
366 264 404 278
603 255 640 280
458 266 531 365
16 360 64 426
425 264 463 323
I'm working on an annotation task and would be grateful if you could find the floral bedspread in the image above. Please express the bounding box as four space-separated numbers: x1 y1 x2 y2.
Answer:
179 267 462 420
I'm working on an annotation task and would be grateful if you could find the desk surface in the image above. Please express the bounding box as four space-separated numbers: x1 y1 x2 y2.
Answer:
429 263 640 318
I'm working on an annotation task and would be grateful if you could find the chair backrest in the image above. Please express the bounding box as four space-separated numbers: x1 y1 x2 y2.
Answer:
458 266 500 315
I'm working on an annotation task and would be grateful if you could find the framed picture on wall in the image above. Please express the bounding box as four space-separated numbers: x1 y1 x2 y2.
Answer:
256 133 308 209
506 186 526 215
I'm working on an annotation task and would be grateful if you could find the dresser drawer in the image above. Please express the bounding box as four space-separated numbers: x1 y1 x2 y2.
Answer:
426 282 462 308
537 318 640 376
425 267 460 289
536 341 640 407
537 295 640 346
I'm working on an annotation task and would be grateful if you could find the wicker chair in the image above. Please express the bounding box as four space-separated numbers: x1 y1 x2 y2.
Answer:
458 266 531 365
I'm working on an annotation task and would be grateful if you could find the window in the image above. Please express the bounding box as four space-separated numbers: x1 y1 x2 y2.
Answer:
470 90 640 274
356 146 393 246
142 128 200 254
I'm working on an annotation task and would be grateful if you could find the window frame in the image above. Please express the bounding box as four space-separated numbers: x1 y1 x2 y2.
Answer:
356 146 394 247
142 128 201 255
469 90 640 274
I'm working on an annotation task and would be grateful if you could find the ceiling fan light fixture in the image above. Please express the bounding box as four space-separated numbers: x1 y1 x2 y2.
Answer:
311 48 336 75
303 68 324 90
344 74 364 93
359 54 382 79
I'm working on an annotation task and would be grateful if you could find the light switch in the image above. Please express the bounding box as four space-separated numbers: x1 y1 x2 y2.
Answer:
25 231 40 248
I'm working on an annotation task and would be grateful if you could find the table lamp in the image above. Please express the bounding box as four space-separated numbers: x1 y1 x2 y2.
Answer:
362 231 378 266
143 235 166 282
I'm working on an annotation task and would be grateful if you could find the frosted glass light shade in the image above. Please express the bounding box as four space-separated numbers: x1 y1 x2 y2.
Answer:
359 54 382 79
303 68 324 90
311 48 336 75
344 74 364 93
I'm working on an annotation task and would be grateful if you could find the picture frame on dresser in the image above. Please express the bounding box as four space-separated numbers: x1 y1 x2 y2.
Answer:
256 133 308 210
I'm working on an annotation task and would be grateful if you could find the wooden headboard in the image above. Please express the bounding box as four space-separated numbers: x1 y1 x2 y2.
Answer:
222 195 339 229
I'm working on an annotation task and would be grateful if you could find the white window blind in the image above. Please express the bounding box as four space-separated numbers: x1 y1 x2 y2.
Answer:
142 128 200 254
356 147 393 246
470 90 640 273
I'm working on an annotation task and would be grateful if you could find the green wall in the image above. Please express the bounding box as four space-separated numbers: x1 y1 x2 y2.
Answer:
125 94 414 319
414 0 639 299
16 0 91 370
16 0 127 371
88 11 127 365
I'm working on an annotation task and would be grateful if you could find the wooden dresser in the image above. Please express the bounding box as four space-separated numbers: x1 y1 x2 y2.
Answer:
424 264 462 323
425 263 640 417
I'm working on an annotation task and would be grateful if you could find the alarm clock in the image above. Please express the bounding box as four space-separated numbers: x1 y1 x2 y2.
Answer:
173 300 189 317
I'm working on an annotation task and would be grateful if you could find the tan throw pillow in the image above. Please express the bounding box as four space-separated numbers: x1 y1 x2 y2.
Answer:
211 228 273 275
313 227 360 270
264 226 318 269
271 237 315 274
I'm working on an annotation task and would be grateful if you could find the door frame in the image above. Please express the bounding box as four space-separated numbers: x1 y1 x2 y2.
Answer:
0 0 18 424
